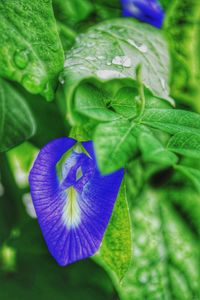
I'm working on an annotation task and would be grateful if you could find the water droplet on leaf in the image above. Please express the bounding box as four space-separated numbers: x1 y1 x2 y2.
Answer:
96 70 126 80
160 78 166 90
13 49 29 69
112 55 132 67
128 39 148 53
87 41 95 47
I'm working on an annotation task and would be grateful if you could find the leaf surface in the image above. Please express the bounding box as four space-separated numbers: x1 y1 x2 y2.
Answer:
94 120 137 174
96 180 132 281
0 79 35 152
0 0 64 100
63 19 171 103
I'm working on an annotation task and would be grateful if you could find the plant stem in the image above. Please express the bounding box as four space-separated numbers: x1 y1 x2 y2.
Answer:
136 64 146 119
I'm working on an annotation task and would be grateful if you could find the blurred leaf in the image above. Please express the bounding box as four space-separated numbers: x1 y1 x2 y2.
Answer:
0 0 64 100
53 0 93 26
0 79 35 152
118 189 200 300
7 142 38 189
159 0 172 11
175 165 200 193
94 120 137 174
139 132 178 166
96 180 132 281
142 109 200 135
62 18 172 105
168 132 200 159
75 83 120 121
165 0 200 111
165 185 200 236
10 83 69 148
56 21 76 51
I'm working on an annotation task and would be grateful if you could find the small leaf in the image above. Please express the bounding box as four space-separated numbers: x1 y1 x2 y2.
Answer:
0 79 36 152
142 109 200 135
175 165 200 193
112 87 172 119
97 180 132 280
111 86 138 118
139 132 178 166
168 132 200 159
94 120 137 174
0 0 64 100
75 83 120 121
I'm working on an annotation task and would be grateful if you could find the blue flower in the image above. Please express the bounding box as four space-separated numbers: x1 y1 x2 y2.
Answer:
121 0 164 28
29 138 124 266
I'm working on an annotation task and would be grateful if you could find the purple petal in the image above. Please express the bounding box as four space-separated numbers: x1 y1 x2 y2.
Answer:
29 138 124 266
121 0 164 28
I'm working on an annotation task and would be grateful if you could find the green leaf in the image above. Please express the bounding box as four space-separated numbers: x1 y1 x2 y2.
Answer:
62 19 172 103
139 132 178 166
0 79 36 152
175 165 200 193
159 0 172 11
0 0 64 100
142 109 200 135
118 189 200 300
75 83 120 121
165 0 200 111
94 120 137 174
53 0 93 26
96 180 132 281
112 86 172 119
166 186 200 236
168 132 200 159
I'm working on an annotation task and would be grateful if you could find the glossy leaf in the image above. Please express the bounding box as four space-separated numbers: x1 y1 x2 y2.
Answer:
168 132 200 159
0 0 64 100
75 83 120 121
94 120 137 174
139 132 178 166
142 109 200 135
62 19 172 103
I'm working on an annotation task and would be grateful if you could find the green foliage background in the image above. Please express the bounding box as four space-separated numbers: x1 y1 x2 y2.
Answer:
0 0 200 299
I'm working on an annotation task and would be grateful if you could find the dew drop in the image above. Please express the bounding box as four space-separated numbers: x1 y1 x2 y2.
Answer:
160 78 166 90
112 55 132 67
85 56 97 61
87 41 95 47
13 49 29 69
97 55 105 60
127 39 148 53
96 70 126 80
